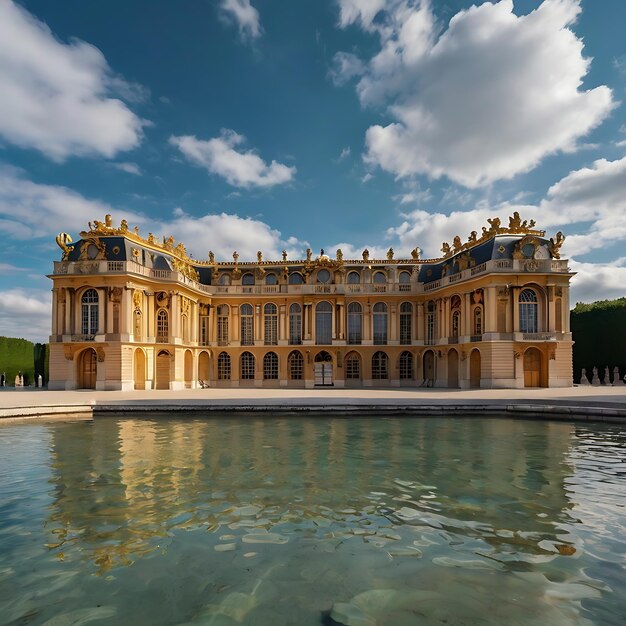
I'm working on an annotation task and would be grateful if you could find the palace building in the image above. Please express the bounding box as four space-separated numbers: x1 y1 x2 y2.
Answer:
48 214 573 391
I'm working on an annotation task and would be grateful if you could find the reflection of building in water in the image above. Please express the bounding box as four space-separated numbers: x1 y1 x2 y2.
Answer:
49 214 573 391
47 418 576 570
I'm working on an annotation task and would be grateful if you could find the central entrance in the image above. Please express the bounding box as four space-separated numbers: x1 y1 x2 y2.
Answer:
314 350 333 386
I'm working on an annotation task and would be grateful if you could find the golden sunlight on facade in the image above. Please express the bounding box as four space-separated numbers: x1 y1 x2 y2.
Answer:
48 213 573 391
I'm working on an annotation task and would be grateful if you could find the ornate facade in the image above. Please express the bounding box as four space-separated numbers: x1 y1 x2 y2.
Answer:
48 213 573 391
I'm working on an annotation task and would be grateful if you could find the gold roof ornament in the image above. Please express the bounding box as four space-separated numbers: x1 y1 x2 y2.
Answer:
548 231 566 259
55 233 74 260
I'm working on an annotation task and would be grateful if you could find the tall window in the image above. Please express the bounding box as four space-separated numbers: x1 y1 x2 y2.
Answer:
289 303 302 344
316 301 332 344
373 271 386 284
399 351 413 380
347 302 362 345
265 273 278 285
263 352 279 379
398 271 411 291
288 351 304 380
372 351 389 379
199 315 209 345
345 352 361 380
426 301 436 344
240 304 254 345
242 273 255 286
400 302 412 344
347 271 360 284
217 304 229 345
519 289 538 333
81 289 99 335
240 351 255 379
157 309 168 342
264 303 278 345
451 310 460 338
289 273 304 284
473 307 483 335
217 352 231 380
373 302 388 345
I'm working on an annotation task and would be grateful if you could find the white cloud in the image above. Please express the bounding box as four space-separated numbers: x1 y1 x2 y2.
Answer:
0 263 27 273
219 0 262 41
169 130 296 188
329 52 366 86
338 146 351 161
0 288 51 342
335 0 614 188
0 0 146 161
0 166 307 263
569 258 626 305
112 162 142 175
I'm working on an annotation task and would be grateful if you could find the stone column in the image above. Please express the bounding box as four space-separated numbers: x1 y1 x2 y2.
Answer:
485 286 497 333
547 286 556 332
170 293 179 341
416 303 424 342
463 293 471 337
51 289 59 337
512 288 520 333
146 293 155 341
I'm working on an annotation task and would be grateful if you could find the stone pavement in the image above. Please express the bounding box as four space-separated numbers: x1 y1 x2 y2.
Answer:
0 386 625 421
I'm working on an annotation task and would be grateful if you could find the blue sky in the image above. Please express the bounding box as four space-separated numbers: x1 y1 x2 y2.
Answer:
0 0 625 341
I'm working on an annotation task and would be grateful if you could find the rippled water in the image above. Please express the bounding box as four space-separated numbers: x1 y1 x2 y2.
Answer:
0 417 625 626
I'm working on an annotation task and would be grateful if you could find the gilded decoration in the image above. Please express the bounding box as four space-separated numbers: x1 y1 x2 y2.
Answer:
109 287 123 303
548 232 566 259
156 292 169 308
55 233 74 260
133 291 142 311
79 237 106 261
440 213 545 260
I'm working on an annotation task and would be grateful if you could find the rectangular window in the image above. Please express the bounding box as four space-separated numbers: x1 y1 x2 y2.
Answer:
264 316 278 345
200 316 209 346
217 316 229 345
400 314 411 344
347 315 362 345
241 317 254 345
373 315 387 345
346 358 360 379
289 313 302 345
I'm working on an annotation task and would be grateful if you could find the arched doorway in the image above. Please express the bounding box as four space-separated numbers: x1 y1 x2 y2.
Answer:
198 351 210 384
470 349 481 388
423 350 435 387
134 349 146 390
314 350 333 386
448 349 459 388
524 347 544 388
184 350 193 389
79 348 97 389
156 350 171 390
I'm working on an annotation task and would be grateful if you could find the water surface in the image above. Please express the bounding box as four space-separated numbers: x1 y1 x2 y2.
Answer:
0 416 624 625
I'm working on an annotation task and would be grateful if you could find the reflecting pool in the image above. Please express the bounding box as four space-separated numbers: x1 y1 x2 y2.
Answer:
0 417 625 625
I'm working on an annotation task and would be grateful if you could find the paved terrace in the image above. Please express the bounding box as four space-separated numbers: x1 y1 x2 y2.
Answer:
0 386 625 422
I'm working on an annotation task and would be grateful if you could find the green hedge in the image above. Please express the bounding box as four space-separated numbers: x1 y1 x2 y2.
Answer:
571 298 626 384
0 337 50 387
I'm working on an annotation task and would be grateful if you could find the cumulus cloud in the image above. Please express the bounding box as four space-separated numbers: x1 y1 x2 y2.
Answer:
335 0 614 188
169 130 296 188
569 258 626 305
0 288 52 342
0 167 307 263
0 0 146 161
329 52 366 86
219 0 262 41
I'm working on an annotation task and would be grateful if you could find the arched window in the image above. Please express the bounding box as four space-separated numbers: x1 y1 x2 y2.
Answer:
288 350 304 380
289 303 302 345
81 289 99 335
473 307 483 336
263 352 279 380
316 301 332 344
264 303 278 345
240 303 254 345
373 271 386 284
242 273 255 286
399 351 413 380
317 269 331 284
345 352 361 380
347 302 362 345
398 271 411 291
265 273 278 285
373 302 388 345
400 302 412 344
289 272 304 284
372 351 389 379
157 309 168 342
426 300 436 344
217 352 231 380
218 273 231 286
217 304 229 345
347 271 360 284
519 289 538 333
240 351 255 380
